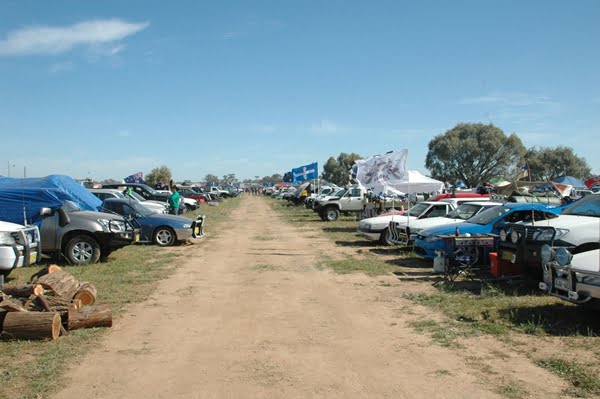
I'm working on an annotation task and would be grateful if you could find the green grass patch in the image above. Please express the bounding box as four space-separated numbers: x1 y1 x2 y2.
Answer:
0 196 241 399
496 381 529 399
319 255 398 276
536 357 600 397
409 319 476 348
253 263 277 272
252 234 274 241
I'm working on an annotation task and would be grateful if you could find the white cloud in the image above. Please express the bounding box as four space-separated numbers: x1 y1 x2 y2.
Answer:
311 119 339 134
459 92 557 107
0 19 149 56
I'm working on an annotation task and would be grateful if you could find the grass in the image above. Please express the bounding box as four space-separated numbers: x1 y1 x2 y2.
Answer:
409 319 477 348
496 380 529 399
0 196 241 399
318 255 399 276
536 357 600 397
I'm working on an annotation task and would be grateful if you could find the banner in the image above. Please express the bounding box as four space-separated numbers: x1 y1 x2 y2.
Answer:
355 150 408 192
292 162 318 183
516 163 530 180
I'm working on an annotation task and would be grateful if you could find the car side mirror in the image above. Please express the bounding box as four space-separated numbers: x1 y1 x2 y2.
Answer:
40 207 52 216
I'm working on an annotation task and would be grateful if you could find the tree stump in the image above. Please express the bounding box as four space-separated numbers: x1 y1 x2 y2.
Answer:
1 312 61 340
30 265 62 283
68 304 112 330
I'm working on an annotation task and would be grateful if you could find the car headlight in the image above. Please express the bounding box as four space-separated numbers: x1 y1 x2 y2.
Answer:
499 229 507 242
109 220 126 232
540 244 554 264
182 224 191 229
553 228 570 241
555 247 572 267
534 229 554 241
510 229 520 243
97 218 111 232
0 232 16 246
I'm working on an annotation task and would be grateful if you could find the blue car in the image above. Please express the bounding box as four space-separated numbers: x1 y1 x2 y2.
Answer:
102 198 203 246
414 203 564 260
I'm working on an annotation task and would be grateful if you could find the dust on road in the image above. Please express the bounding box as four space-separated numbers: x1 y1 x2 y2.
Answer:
52 196 566 399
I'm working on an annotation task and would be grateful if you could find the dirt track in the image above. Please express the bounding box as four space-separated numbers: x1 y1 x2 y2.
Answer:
52 196 569 399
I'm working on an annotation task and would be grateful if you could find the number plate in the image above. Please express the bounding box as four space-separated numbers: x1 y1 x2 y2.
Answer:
554 278 570 291
29 252 37 264
134 233 140 242
194 227 200 235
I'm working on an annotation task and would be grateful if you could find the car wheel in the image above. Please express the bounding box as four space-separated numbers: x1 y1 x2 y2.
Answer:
324 206 339 222
1 269 13 279
379 228 393 246
65 235 101 265
185 204 194 212
153 226 176 246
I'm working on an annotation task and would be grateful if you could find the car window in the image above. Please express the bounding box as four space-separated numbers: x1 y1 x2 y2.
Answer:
350 188 361 197
445 203 482 220
468 205 509 225
105 202 124 215
426 205 448 218
406 203 430 217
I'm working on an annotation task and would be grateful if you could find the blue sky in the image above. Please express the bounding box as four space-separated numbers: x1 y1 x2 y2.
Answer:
1 0 599 181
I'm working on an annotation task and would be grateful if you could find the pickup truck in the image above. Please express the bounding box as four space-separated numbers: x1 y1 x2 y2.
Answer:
497 194 598 274
313 186 366 221
0 220 41 278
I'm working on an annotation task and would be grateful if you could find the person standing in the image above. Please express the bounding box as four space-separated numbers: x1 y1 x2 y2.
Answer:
169 186 181 215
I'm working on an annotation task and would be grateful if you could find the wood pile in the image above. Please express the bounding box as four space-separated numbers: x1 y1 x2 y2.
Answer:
0 265 112 340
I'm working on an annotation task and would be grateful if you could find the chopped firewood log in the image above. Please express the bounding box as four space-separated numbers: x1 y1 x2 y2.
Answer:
74 282 97 306
1 311 61 340
0 297 28 312
1 284 44 298
36 294 69 336
35 270 80 300
29 264 62 283
68 304 112 330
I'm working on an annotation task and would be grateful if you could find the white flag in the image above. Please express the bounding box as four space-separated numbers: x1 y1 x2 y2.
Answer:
355 150 409 194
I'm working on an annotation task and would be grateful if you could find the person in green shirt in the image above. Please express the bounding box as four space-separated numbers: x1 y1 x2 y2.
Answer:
168 186 181 215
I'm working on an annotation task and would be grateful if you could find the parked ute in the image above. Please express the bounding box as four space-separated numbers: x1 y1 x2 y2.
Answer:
313 186 366 221
0 221 41 277
388 201 502 246
497 194 599 272
414 203 562 262
539 245 600 306
39 201 137 264
102 198 202 246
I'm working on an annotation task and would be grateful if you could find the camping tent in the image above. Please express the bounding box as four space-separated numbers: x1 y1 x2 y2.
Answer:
553 176 586 188
364 170 444 195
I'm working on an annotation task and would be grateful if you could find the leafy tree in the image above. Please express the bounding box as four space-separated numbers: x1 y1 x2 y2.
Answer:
425 123 525 187
322 152 362 186
204 174 219 184
261 174 283 184
222 173 237 184
145 165 172 187
525 146 591 181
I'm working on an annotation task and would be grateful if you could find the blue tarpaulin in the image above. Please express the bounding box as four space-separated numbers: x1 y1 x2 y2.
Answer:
0 175 101 225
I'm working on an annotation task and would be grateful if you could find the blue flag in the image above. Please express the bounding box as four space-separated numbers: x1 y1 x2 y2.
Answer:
124 172 145 184
292 162 318 183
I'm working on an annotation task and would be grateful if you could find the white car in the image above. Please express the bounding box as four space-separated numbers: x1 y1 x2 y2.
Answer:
540 247 600 306
390 201 503 245
357 197 490 245
89 189 168 214
0 220 41 278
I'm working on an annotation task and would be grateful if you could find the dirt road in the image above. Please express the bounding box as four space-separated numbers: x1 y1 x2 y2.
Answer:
53 197 567 399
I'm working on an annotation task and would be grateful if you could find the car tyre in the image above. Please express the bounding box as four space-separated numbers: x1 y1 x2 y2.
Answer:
379 228 393 246
153 226 176 246
324 206 339 222
65 235 101 265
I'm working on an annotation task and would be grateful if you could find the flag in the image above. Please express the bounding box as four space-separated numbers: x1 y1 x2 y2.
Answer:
585 176 600 189
516 163 530 180
355 150 408 191
551 181 572 197
283 171 294 183
292 162 318 183
124 172 145 184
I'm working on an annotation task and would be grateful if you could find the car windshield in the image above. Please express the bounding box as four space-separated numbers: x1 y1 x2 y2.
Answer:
139 184 159 195
406 203 430 217
62 200 81 212
466 205 510 225
129 201 155 216
335 189 348 197
562 194 600 217
125 191 145 202
444 203 483 220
